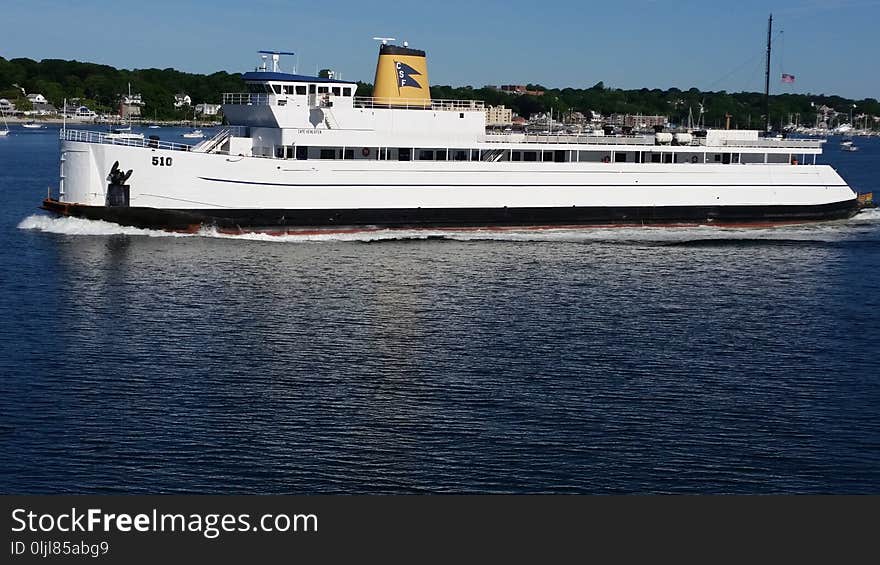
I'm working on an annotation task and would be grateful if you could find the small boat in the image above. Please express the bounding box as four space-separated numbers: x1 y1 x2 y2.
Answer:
105 129 145 141
147 124 160 129
106 113 143 141
182 108 204 138
0 108 9 136
22 120 43 129
840 139 859 152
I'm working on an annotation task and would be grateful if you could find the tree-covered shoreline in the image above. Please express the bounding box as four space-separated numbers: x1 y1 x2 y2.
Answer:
2 56 877 129
0 57 244 120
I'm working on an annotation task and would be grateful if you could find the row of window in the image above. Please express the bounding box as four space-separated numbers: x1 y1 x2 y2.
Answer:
246 83 353 97
270 146 797 164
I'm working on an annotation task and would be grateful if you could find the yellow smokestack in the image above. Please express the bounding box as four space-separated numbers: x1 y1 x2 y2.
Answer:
373 43 430 107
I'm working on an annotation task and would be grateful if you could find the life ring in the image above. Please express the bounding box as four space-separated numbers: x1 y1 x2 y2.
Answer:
601 156 610 163
362 147 371 157
691 155 698 163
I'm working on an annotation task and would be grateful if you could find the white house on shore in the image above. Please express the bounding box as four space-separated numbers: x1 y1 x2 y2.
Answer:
69 105 96 118
26 93 48 105
174 93 192 108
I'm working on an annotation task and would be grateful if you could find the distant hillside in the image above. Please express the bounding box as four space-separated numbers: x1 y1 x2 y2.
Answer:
1 56 877 129
0 57 245 120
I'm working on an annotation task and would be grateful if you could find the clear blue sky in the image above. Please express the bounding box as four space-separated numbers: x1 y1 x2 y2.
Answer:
2 0 878 99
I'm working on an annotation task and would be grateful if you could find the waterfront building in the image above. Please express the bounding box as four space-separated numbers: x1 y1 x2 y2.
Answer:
195 103 222 116
486 105 513 126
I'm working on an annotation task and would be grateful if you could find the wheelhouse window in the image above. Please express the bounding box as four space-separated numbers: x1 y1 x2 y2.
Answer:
318 86 329 94
296 85 307 95
398 148 411 161
332 87 341 96
419 150 434 160
320 149 336 160
615 152 627 163
343 87 352 96
283 85 294 94
271 84 282 94
309 85 316 94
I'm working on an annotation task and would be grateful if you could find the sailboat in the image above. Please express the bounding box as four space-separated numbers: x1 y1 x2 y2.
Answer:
181 108 204 139
106 84 144 142
0 108 9 136
22 118 43 129
147 109 160 128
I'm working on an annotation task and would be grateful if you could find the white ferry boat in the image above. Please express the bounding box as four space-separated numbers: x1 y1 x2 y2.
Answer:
43 43 861 233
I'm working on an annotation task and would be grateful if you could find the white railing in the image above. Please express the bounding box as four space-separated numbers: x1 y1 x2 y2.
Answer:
484 133 656 145
222 92 486 111
353 97 485 111
61 128 198 152
705 138 824 148
222 93 271 105
482 132 824 149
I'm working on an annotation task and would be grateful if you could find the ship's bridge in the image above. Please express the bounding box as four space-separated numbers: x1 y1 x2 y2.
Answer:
234 71 358 110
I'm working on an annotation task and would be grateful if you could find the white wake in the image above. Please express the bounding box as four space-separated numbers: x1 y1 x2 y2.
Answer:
17 209 880 244
17 214 195 238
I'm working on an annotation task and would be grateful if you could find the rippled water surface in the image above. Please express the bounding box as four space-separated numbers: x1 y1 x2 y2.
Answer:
1 127 878 493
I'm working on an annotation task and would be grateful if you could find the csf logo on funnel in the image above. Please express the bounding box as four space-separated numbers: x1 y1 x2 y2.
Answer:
395 61 422 89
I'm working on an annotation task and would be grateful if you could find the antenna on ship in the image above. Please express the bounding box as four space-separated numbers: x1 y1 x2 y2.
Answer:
372 37 397 45
258 50 296 73
764 13 773 134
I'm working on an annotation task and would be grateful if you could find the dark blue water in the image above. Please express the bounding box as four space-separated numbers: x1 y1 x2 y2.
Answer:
1 126 878 493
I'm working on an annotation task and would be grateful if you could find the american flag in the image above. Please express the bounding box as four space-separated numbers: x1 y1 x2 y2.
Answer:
781 73 795 83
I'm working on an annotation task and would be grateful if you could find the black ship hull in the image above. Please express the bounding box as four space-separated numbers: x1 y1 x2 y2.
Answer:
41 198 862 234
